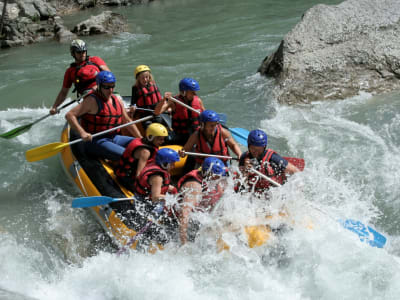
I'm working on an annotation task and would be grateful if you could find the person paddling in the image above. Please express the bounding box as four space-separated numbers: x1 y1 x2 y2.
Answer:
65 71 142 161
180 110 242 171
238 129 299 196
115 123 169 191
155 77 205 145
50 39 110 115
177 157 228 245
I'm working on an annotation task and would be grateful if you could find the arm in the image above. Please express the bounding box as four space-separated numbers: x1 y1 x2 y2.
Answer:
179 181 202 245
154 92 175 115
180 132 199 154
222 128 242 158
50 87 70 115
65 96 98 141
134 148 151 178
285 162 300 175
197 97 206 111
149 175 165 203
100 64 110 72
117 96 142 138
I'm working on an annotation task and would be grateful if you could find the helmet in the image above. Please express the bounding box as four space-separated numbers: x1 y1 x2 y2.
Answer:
247 129 268 147
156 148 180 167
146 123 168 141
96 71 116 86
179 78 200 91
134 65 151 78
199 110 219 123
202 157 226 176
70 39 87 54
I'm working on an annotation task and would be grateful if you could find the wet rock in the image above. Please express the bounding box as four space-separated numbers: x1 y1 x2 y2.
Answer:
72 10 128 36
258 0 400 103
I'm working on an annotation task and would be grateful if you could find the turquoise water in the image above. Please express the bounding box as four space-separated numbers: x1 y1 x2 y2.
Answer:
1 0 400 299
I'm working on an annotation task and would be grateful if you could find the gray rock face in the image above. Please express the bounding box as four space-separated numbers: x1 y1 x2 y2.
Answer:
258 0 400 103
72 11 127 36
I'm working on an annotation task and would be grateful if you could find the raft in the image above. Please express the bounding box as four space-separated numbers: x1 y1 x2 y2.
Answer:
59 123 186 252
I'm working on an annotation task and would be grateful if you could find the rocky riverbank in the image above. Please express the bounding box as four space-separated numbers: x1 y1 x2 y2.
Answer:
0 0 150 49
258 0 400 103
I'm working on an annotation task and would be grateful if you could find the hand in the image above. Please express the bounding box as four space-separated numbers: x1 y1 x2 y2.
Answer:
81 131 92 142
164 92 172 100
49 107 58 115
168 185 178 194
243 158 252 170
178 149 186 158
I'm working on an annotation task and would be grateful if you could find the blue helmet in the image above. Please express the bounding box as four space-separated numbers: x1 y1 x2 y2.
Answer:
247 129 268 147
96 71 116 86
179 78 200 91
202 157 226 176
156 148 180 167
199 110 219 123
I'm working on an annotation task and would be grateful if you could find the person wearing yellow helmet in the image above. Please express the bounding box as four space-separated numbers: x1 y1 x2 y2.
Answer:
130 65 167 120
115 123 169 191
50 39 110 115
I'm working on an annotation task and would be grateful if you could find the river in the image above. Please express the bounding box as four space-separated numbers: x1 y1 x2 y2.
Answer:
0 0 399 299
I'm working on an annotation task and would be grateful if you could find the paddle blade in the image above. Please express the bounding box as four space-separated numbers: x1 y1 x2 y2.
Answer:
0 123 33 139
229 127 249 146
72 196 114 208
25 142 68 162
341 219 387 248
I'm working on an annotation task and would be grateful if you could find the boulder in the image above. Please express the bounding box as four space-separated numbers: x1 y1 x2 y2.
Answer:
258 0 400 104
72 10 127 36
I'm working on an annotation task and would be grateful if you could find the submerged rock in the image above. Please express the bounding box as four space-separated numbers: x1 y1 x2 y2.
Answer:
258 0 400 104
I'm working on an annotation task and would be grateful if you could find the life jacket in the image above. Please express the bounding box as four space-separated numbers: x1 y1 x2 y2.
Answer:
71 56 100 95
172 94 203 135
195 124 229 165
132 82 163 110
244 149 287 192
80 92 123 135
134 162 171 200
177 169 223 211
115 138 158 179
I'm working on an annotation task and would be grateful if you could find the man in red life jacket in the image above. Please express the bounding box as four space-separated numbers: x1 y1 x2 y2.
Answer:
65 71 142 161
50 39 110 115
134 147 180 204
115 123 168 191
154 77 205 145
239 129 299 196
180 110 242 171
177 157 228 245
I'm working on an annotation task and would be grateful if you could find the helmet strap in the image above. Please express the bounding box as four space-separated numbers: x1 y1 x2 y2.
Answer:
147 135 154 142
160 162 169 170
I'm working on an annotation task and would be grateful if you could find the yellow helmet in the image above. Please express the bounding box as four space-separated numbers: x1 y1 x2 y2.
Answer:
146 123 168 141
134 65 151 78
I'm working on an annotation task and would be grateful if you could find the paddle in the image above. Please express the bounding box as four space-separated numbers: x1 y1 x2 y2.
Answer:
0 98 80 139
72 196 135 208
25 115 153 162
184 152 238 161
117 202 165 255
249 167 387 248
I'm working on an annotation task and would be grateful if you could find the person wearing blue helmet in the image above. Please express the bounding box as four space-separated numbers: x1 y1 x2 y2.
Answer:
50 39 110 115
180 109 242 170
177 157 228 244
134 148 180 203
238 129 299 194
65 71 142 161
154 77 205 145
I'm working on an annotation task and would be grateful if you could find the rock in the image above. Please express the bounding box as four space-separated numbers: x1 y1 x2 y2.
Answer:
258 0 400 104
72 10 128 36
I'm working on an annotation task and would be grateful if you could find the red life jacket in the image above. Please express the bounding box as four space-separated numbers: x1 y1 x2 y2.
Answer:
80 92 123 135
195 124 229 165
177 169 223 211
132 82 163 109
71 56 100 95
172 94 203 135
115 138 158 179
245 149 287 192
134 162 171 200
